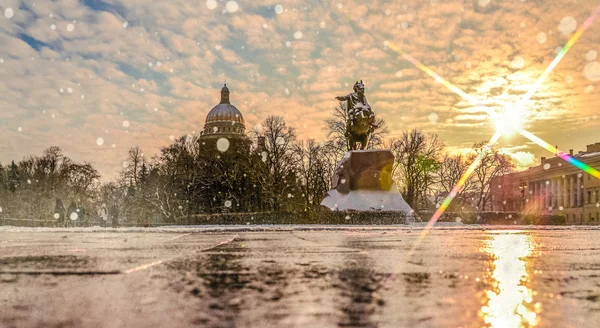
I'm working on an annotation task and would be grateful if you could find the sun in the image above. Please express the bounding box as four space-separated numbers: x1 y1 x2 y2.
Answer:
493 105 526 136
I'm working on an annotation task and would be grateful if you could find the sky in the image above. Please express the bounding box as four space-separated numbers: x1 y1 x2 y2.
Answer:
1 0 599 181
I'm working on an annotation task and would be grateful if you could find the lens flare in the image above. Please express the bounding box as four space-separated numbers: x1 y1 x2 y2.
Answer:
386 42 494 116
518 5 600 107
383 5 600 262
386 4 600 182
519 129 600 179
407 131 502 256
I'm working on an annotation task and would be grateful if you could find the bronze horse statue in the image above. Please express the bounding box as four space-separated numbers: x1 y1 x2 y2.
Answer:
336 81 376 150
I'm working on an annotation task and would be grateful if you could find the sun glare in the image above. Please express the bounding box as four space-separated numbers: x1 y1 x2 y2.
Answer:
493 106 526 136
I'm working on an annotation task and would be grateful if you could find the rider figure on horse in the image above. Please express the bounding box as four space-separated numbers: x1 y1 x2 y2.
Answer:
335 80 376 150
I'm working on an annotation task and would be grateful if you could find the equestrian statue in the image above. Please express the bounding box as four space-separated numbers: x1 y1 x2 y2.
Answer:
335 80 376 150
321 80 414 216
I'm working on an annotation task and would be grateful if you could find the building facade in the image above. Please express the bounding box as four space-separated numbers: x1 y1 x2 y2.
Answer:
491 143 600 224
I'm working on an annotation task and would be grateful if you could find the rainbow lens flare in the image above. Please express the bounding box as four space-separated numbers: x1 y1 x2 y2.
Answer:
386 42 494 117
383 5 600 260
520 129 600 179
518 5 600 106
410 131 502 252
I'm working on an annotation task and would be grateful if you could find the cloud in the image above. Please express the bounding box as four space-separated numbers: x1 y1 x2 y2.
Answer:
1 0 599 180
504 151 537 171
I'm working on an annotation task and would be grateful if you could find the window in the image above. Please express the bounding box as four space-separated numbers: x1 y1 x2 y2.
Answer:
588 191 592 204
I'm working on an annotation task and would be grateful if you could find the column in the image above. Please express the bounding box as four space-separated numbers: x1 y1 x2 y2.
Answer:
546 179 554 208
553 180 556 208
547 180 552 209
555 178 560 208
563 176 568 208
577 175 581 207
552 179 557 208
539 181 543 209
556 178 559 208
535 181 540 210
530 181 535 209
570 176 575 207
552 178 560 209
540 180 545 210
528 181 533 208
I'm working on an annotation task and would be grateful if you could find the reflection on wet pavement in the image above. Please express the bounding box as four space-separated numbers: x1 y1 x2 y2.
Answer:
336 256 385 327
199 252 250 297
480 233 540 327
2 228 600 327
168 241 294 327
0 255 94 271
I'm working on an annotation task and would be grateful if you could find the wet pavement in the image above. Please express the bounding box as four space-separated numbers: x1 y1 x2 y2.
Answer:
0 226 599 327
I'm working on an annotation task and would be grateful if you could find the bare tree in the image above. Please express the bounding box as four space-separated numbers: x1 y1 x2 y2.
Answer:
195 147 255 214
0 147 101 224
470 142 515 211
121 146 145 187
253 116 299 212
0 163 5 192
434 153 475 210
63 162 100 199
7 161 19 192
389 129 444 212
293 140 338 211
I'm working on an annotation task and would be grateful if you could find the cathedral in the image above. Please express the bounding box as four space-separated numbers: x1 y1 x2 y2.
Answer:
197 84 257 213
199 84 251 151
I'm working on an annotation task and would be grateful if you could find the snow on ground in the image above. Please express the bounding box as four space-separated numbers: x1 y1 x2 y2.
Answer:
0 224 599 233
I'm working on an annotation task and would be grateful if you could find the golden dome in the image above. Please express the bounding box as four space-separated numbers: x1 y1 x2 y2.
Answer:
204 84 245 125
205 103 245 124
202 84 246 137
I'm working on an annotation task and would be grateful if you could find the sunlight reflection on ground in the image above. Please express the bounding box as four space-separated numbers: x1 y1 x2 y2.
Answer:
480 232 541 327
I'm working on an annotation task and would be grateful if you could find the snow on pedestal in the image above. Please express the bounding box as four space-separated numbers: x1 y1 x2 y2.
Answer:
320 150 413 214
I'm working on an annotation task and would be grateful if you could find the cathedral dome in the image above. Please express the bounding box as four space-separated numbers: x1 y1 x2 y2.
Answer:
202 84 246 137
205 84 245 124
205 103 245 124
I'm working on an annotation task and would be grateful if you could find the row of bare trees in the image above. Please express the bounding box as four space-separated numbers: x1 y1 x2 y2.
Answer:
101 111 514 224
101 116 340 224
385 131 514 213
0 147 100 223
0 108 516 225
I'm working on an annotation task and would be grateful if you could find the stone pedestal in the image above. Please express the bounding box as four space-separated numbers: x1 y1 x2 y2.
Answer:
320 150 414 214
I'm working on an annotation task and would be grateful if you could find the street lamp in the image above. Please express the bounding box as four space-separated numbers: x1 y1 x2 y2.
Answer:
519 181 528 211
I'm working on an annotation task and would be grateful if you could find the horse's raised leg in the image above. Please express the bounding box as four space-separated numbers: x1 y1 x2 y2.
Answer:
359 134 368 150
